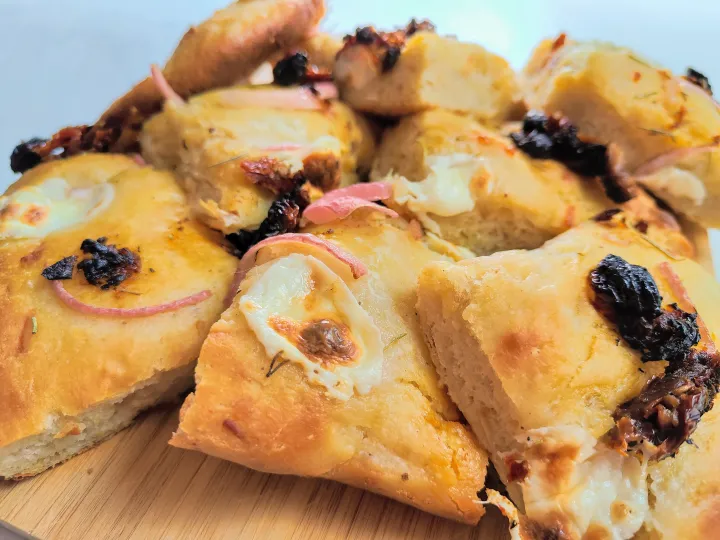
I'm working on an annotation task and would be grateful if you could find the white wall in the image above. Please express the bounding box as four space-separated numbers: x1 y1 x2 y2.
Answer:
1 0 718 264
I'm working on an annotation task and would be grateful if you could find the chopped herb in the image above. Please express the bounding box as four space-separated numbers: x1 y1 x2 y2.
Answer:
31 316 38 335
117 288 142 296
639 127 676 141
149 268 155 273
634 92 658 100
384 332 408 351
266 351 290 378
628 53 652 68
208 153 248 168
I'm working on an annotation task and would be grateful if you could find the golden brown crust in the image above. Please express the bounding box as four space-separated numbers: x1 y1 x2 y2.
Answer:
171 215 487 523
335 31 522 122
0 155 237 453
523 37 720 227
140 91 375 232
417 220 720 538
100 0 326 128
372 109 691 257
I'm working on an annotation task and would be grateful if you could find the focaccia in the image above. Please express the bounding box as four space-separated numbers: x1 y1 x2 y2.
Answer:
170 213 488 524
334 23 523 123
523 36 720 228
0 155 236 479
10 0 326 174
141 86 375 233
372 109 692 258
417 217 720 538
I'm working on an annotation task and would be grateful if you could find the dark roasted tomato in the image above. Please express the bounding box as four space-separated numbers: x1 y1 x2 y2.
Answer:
273 52 310 86
608 351 718 459
511 111 633 202
225 184 310 257
10 138 48 174
41 256 77 281
77 237 141 289
685 67 712 95
589 254 718 460
342 19 436 74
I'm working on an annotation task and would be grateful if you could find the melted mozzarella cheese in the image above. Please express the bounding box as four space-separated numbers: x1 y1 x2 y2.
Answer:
239 254 384 400
514 425 648 539
0 178 114 240
385 154 483 219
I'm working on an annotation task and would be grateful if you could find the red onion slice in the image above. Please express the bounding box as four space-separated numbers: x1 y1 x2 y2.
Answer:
215 82 338 110
320 182 394 202
51 281 211 318
151 64 184 105
227 233 367 303
304 196 398 225
635 145 717 177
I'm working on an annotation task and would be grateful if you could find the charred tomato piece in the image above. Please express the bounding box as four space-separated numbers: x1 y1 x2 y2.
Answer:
226 184 310 257
77 237 141 289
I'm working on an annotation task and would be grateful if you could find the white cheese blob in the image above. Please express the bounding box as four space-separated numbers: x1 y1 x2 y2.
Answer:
511 425 649 539
385 153 483 219
0 178 114 240
638 167 707 207
239 254 384 400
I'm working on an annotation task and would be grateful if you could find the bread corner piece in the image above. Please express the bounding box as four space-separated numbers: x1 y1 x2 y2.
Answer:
371 109 693 259
141 86 375 234
171 215 487 524
417 217 720 538
523 35 720 228
0 155 237 479
335 23 523 123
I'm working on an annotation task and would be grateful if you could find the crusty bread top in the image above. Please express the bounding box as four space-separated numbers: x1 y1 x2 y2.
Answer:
372 109 693 258
171 214 487 524
523 36 720 228
335 31 522 122
100 0 325 125
0 155 237 448
141 91 375 233
417 220 720 538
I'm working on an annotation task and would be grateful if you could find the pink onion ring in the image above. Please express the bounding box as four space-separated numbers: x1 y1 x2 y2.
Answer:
258 143 305 152
227 233 367 302
151 64 184 105
216 82 338 110
51 281 211 318
319 182 394 202
635 145 718 177
304 196 398 225
131 153 146 166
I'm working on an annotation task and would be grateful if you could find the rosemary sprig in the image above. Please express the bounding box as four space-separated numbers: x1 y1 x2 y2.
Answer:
627 221 684 261
638 127 676 141
628 53 653 68
208 153 248 169
634 91 658 100
384 333 408 352
266 351 290 378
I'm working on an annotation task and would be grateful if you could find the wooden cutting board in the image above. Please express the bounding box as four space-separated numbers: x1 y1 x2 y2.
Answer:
0 405 508 540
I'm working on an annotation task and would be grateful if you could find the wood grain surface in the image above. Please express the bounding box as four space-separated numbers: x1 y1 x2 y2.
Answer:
0 405 509 540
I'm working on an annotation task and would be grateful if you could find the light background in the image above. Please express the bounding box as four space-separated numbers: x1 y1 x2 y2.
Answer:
0 0 718 267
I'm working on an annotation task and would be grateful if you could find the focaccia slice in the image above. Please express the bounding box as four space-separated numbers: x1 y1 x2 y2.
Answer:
417 217 720 539
0 155 237 479
334 22 523 123
171 213 488 524
523 36 720 228
10 0 326 173
141 85 375 233
372 109 692 258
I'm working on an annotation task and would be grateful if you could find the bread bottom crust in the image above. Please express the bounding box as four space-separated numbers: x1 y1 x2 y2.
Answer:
0 363 195 480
